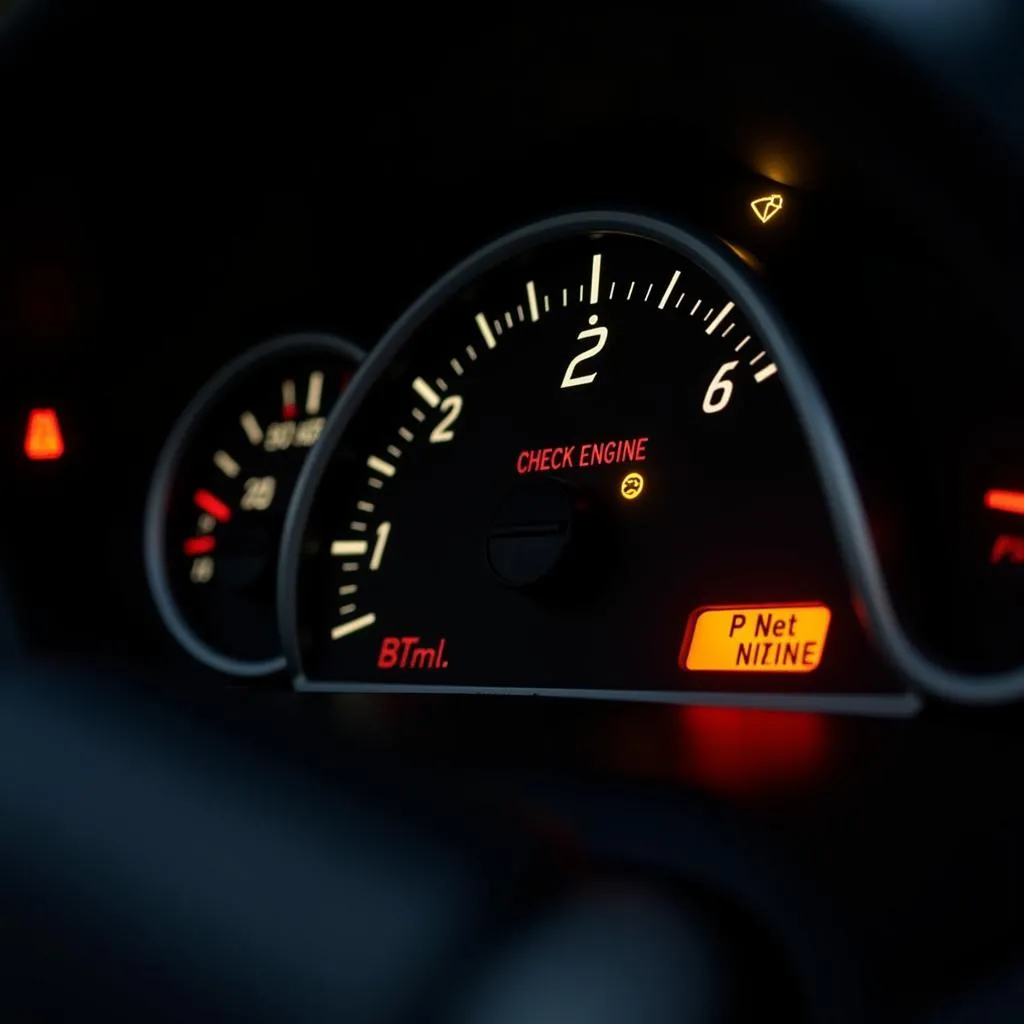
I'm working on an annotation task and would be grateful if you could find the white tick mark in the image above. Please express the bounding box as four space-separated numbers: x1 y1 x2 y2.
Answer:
658 270 680 308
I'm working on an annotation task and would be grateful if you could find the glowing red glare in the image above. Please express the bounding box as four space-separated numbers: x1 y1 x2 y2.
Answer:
678 707 827 795
24 408 64 460
183 536 216 556
283 403 298 420
991 534 1024 565
193 489 232 523
985 489 1024 516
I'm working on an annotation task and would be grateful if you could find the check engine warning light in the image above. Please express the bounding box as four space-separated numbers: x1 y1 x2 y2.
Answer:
620 472 644 500
680 604 831 673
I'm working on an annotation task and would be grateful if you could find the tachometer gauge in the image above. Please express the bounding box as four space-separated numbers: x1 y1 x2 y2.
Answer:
145 333 362 676
281 214 905 708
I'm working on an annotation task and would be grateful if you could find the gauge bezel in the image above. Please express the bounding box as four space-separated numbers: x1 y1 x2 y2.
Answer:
144 332 364 677
278 210 1022 709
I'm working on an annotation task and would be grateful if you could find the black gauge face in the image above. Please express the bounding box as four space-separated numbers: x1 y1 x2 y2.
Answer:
146 334 362 676
286 216 894 698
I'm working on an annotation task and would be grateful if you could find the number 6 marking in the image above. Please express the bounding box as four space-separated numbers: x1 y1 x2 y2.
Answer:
561 315 608 389
702 360 739 414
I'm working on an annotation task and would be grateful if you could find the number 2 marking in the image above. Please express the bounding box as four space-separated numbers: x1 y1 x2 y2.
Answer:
429 395 463 443
561 315 608 389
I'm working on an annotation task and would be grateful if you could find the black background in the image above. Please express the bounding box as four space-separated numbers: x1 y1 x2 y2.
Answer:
1 4 1024 1017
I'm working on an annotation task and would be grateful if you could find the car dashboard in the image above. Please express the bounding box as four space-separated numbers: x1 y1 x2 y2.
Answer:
3 3 1024 1021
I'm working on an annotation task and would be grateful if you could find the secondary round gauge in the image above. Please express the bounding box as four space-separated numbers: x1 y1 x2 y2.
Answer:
281 213 890 700
146 333 363 676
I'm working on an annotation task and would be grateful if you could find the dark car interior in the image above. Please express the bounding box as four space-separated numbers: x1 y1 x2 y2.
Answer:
3 2 1024 1020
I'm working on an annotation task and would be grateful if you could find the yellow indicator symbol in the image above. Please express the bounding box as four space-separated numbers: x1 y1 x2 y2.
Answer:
620 471 644 500
680 603 831 673
751 193 784 224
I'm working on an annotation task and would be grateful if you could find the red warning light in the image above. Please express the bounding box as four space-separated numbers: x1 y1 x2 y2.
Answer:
183 536 217 556
985 489 1024 516
991 534 1024 565
24 408 64 460
193 489 232 524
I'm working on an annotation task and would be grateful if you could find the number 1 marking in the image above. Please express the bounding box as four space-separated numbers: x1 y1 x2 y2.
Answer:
370 520 391 571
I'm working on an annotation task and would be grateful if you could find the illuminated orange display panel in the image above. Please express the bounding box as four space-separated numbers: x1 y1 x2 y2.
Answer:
681 603 831 673
24 408 64 460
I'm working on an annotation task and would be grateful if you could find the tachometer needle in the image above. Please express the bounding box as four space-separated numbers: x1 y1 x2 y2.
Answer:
194 488 232 523
984 489 1024 516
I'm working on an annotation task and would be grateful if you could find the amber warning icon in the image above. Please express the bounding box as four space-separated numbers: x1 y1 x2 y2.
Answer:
620 471 644 500
751 193 784 224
